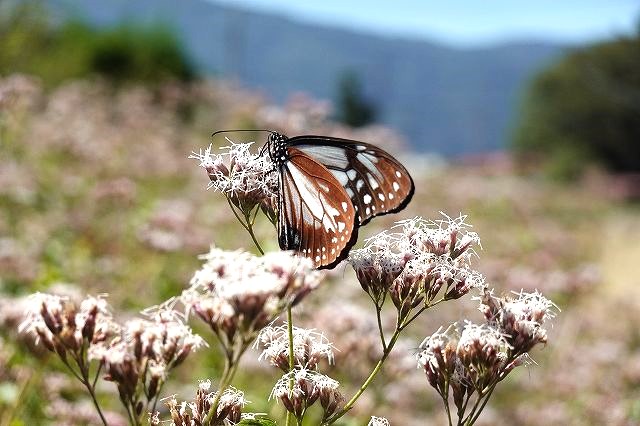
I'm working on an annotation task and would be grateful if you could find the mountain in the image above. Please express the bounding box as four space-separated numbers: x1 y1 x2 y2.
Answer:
48 0 565 155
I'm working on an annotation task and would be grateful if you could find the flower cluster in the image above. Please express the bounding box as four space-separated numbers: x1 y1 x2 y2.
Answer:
349 215 484 318
270 368 343 422
19 293 119 362
258 324 343 422
478 288 557 354
257 324 335 371
190 141 278 216
160 380 247 426
19 293 204 425
416 289 557 424
89 308 205 418
368 416 391 426
182 248 323 349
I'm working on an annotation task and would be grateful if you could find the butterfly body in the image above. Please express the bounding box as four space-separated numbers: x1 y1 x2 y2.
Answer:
265 132 414 269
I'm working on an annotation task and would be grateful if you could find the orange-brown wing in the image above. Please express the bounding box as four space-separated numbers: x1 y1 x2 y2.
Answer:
277 148 358 269
288 136 414 225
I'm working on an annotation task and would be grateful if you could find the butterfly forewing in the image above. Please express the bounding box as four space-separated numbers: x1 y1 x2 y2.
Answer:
277 148 358 269
287 136 415 225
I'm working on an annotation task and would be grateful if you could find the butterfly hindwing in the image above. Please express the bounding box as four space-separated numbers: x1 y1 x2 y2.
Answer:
277 147 358 269
287 136 415 225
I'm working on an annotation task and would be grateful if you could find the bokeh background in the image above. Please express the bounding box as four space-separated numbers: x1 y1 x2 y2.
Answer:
1 0 639 424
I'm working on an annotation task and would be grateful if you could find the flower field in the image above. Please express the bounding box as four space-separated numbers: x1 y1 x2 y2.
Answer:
0 74 638 425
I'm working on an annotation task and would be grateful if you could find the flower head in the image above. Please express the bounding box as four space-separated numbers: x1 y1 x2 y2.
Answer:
89 306 205 404
369 416 391 426
19 293 119 356
165 381 248 426
257 324 335 371
349 214 483 315
190 141 277 215
271 368 343 419
182 247 323 344
478 288 557 354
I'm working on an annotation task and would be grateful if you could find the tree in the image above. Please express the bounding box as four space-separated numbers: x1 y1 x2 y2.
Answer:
335 71 377 128
512 33 640 178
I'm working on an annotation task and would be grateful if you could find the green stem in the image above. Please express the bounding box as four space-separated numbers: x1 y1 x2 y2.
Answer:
285 305 296 426
204 355 233 425
72 348 108 426
322 329 402 425
440 375 453 426
375 305 387 351
203 340 251 425
226 198 265 255
466 379 499 425
245 216 265 255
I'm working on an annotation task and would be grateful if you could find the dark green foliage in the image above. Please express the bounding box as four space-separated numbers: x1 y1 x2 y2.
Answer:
0 1 195 86
335 71 377 128
513 33 640 177
85 24 195 84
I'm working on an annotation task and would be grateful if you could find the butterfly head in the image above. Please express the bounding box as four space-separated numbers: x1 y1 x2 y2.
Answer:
266 131 289 166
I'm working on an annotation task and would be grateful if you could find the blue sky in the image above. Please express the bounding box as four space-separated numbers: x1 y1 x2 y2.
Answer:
213 0 638 46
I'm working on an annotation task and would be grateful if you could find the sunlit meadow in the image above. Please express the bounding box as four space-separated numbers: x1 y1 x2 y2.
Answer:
1 74 639 425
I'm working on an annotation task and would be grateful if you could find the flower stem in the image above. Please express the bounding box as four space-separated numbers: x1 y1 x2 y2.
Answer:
375 305 386 351
80 369 108 426
245 215 265 255
285 304 296 426
225 197 265 255
322 328 402 425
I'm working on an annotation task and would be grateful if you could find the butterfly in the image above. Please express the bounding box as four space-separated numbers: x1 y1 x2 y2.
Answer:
264 132 414 269
212 130 415 269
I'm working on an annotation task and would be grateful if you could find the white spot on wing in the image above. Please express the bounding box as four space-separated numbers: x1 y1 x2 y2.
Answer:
338 221 346 232
341 202 348 212
378 193 385 201
298 146 349 168
388 193 394 200
392 182 400 191
356 180 364 190
363 194 372 204
367 173 379 189
357 153 383 178
335 172 349 186
347 169 357 180
395 170 402 178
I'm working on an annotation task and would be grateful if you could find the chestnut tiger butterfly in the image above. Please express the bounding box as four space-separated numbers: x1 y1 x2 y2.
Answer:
213 130 415 269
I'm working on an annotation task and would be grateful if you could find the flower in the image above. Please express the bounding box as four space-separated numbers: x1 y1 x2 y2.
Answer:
369 416 391 426
270 368 343 419
19 293 119 356
88 306 205 407
190 141 278 215
478 288 557 354
165 380 248 425
257 324 335 371
182 247 323 345
349 214 484 315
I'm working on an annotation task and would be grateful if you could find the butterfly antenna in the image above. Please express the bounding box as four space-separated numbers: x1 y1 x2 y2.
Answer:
211 129 276 138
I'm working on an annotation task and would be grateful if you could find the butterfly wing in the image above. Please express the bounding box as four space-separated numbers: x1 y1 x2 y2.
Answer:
287 136 414 225
278 147 358 269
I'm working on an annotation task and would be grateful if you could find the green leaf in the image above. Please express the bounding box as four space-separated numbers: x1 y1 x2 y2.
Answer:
237 417 278 426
